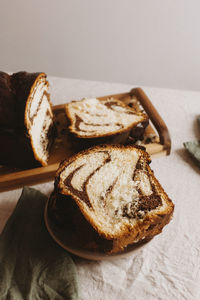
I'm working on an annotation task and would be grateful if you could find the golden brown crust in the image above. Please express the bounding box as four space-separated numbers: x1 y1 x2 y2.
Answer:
56 144 151 178
111 207 174 253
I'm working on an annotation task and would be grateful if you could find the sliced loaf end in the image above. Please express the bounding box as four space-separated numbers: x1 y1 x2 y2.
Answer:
24 73 56 166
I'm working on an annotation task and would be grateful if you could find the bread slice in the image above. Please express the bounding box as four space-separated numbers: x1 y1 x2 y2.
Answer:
0 71 56 167
65 97 148 146
53 144 174 253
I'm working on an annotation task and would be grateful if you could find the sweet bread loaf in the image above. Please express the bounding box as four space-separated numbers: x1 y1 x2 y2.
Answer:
65 97 148 147
0 71 56 167
51 144 174 254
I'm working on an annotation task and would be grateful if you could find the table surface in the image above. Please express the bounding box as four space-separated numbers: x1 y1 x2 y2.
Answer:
1 76 200 300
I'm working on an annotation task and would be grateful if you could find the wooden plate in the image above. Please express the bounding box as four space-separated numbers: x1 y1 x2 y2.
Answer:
0 88 171 192
44 196 151 261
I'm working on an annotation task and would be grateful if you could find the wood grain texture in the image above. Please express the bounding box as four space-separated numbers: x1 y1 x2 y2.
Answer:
0 88 171 192
130 88 171 154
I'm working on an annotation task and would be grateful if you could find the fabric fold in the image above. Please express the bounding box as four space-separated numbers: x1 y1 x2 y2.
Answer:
0 187 80 300
183 140 200 166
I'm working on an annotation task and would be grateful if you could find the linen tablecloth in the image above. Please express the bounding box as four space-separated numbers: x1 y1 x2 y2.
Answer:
1 76 200 300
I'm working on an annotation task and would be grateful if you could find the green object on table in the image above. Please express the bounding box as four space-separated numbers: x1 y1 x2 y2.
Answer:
183 140 200 166
0 187 80 300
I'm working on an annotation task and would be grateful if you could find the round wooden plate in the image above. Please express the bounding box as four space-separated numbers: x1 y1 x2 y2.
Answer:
44 197 151 261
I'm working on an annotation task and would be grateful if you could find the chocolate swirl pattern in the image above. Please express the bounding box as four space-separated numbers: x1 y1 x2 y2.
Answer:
61 149 161 215
25 74 55 165
0 71 55 167
65 97 148 139
63 151 111 208
56 145 174 246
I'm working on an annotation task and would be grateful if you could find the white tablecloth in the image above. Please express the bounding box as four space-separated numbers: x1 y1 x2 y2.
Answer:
1 77 200 300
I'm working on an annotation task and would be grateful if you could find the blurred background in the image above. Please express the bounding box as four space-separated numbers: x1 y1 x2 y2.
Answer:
1 0 200 90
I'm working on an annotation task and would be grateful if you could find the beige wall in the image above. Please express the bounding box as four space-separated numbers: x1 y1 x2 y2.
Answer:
1 0 200 90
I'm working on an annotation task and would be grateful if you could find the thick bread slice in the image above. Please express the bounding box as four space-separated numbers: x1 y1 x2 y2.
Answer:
0 71 56 167
65 98 148 145
54 144 174 253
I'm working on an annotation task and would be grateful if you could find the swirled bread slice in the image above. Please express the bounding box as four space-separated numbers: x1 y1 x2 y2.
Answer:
53 145 174 253
0 71 56 167
22 72 55 166
65 98 148 145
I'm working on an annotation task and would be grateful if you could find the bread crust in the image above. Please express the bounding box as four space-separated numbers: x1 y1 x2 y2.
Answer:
54 144 174 253
0 129 41 168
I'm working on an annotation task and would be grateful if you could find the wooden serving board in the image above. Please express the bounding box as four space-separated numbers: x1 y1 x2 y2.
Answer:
0 88 171 192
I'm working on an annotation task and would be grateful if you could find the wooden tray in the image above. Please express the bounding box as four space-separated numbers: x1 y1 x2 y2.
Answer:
0 88 171 192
